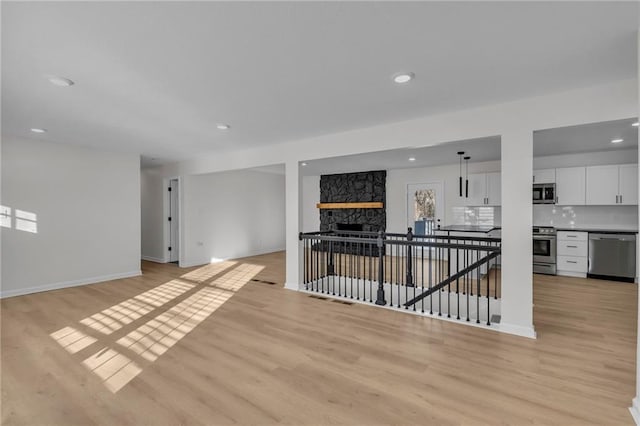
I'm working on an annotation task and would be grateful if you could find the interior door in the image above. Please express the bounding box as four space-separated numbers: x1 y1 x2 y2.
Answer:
407 182 444 235
168 179 179 262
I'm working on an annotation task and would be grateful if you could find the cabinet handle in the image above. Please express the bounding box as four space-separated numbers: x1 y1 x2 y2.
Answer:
567 245 578 248
567 261 578 264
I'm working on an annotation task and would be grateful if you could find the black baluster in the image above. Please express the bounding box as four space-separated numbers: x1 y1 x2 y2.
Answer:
477 254 481 324
429 243 433 315
456 241 460 320
487 254 492 326
375 231 386 306
421 244 424 314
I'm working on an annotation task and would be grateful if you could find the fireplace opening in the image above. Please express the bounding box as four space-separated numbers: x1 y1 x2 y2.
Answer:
335 223 363 232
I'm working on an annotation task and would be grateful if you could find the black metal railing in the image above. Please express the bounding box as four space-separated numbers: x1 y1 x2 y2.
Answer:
299 228 501 326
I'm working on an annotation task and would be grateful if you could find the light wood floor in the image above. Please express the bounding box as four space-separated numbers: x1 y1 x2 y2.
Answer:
1 251 637 425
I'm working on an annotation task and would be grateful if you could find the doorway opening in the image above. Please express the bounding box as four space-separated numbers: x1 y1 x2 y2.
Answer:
407 182 444 235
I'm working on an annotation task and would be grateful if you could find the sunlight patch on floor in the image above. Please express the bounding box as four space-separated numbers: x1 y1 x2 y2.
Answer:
50 260 266 394
117 286 233 362
210 263 265 291
180 260 237 283
79 279 195 334
50 326 97 354
82 348 142 393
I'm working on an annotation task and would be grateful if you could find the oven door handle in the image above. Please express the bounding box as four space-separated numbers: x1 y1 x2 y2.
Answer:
533 235 556 240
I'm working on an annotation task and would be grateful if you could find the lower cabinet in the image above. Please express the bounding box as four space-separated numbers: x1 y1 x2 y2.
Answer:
556 231 588 277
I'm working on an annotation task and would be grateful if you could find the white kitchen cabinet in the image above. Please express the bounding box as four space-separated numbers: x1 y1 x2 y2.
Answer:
486 172 501 206
533 169 555 184
586 165 619 205
465 173 486 206
585 164 638 205
556 231 588 277
555 167 585 206
618 164 638 205
462 172 500 206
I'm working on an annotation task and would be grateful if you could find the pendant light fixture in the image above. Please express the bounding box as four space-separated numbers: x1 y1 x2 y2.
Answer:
457 151 465 197
464 156 471 198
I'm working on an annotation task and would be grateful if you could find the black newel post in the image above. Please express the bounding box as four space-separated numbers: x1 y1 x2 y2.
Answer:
375 230 387 306
327 240 335 275
406 227 414 287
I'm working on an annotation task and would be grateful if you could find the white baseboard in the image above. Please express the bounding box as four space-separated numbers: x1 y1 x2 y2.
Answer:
179 259 209 268
142 255 166 263
557 271 587 278
496 322 537 339
630 397 640 425
0 270 142 299
181 248 287 269
284 282 300 291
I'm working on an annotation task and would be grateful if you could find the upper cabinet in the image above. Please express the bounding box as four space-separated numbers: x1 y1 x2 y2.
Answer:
486 172 501 206
556 167 585 205
463 172 501 206
586 164 638 205
533 169 555 184
618 164 638 205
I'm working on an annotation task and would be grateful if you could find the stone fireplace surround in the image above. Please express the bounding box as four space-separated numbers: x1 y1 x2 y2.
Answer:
319 170 386 233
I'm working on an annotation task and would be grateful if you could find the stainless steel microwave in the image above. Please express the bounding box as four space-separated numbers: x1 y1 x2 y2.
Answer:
533 183 555 204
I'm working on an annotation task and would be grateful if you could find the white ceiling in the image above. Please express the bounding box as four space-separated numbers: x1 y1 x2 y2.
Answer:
2 2 638 167
300 136 501 176
301 118 639 176
533 118 638 157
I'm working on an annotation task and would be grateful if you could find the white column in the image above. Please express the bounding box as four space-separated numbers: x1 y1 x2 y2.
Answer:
499 129 536 338
628 29 640 426
284 160 302 290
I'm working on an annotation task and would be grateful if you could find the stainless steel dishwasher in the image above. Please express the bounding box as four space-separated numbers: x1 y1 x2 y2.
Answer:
588 233 636 282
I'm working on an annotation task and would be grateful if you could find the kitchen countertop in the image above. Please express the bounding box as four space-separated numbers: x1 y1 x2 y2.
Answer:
437 225 501 233
553 226 638 234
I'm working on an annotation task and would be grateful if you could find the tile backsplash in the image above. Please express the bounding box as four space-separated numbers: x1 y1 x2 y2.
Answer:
533 205 638 229
452 206 501 226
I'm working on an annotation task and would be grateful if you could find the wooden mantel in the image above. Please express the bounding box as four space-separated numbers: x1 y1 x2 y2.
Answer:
316 202 384 209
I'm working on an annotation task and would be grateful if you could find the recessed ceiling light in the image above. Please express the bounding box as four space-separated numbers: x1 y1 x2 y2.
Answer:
632 122 639 127
30 128 47 133
393 72 415 84
301 162 308 166
216 124 230 130
611 138 624 144
47 76 74 87
408 157 416 162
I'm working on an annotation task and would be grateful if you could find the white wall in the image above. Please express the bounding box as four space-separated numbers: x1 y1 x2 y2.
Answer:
1 137 141 297
140 168 166 262
181 169 285 267
301 175 320 232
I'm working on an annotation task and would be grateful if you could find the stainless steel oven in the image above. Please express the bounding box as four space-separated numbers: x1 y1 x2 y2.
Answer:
533 226 556 275
533 183 556 204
